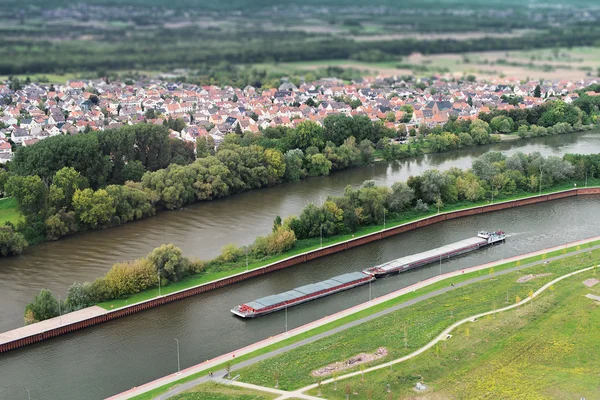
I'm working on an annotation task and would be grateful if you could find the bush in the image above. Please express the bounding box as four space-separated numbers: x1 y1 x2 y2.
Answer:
24 289 59 324
148 244 188 282
252 227 297 257
0 226 28 256
105 258 157 298
414 199 430 212
220 243 243 263
65 282 95 311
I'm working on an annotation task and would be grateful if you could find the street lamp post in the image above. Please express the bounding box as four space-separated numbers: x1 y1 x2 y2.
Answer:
158 271 161 297
175 338 181 374
383 208 386 230
25 389 30 400
320 224 323 248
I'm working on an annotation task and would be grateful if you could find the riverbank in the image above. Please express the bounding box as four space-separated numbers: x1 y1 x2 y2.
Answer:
99 182 600 311
110 235 600 400
2 187 599 354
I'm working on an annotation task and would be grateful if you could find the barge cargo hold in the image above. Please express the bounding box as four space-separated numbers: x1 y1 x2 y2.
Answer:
363 231 506 277
231 271 375 318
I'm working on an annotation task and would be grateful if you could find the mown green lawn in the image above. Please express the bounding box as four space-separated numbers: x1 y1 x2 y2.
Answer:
0 197 22 226
98 181 600 311
235 251 600 391
171 382 277 400
309 269 600 399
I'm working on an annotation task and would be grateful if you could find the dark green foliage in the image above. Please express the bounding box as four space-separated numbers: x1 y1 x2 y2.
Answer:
0 226 28 255
24 289 59 324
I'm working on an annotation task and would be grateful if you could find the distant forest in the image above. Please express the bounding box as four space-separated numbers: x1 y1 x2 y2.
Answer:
2 0 600 76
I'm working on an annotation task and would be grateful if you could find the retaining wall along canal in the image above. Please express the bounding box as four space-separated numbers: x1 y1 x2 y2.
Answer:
2 187 600 353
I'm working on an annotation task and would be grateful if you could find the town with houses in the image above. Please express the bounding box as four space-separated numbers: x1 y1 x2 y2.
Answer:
1 74 598 163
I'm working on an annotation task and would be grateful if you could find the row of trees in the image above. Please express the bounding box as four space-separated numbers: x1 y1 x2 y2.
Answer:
6 130 376 244
284 151 580 241
24 151 598 323
10 124 195 189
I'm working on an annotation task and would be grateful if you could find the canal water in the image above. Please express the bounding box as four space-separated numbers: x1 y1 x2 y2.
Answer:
1 196 599 400
0 132 599 399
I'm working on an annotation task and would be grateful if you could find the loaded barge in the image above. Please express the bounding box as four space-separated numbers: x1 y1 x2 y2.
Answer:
231 231 504 318
363 231 506 277
231 271 375 318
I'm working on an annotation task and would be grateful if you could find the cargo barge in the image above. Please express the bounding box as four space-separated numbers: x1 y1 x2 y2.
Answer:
231 271 375 318
363 231 506 277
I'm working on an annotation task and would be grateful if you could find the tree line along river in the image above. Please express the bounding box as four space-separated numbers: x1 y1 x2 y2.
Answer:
0 132 600 399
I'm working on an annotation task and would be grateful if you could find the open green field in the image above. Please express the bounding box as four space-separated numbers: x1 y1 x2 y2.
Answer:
129 241 600 400
98 179 600 311
309 269 600 399
235 252 600 392
171 382 276 400
0 198 22 226
257 45 600 81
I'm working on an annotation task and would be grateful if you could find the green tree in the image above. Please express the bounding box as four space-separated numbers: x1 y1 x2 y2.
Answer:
5 175 48 217
25 289 59 324
49 167 89 211
306 153 332 176
148 243 188 282
0 226 28 255
283 149 305 182
264 148 286 185
534 84 542 98
72 188 116 229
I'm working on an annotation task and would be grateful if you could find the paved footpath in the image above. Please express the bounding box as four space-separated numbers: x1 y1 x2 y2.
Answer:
107 236 600 400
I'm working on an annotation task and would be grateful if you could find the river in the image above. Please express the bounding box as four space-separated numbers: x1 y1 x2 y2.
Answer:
1 132 600 334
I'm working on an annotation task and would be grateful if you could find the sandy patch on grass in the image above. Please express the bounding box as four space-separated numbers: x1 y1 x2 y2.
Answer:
517 273 552 283
311 347 388 377
583 278 599 288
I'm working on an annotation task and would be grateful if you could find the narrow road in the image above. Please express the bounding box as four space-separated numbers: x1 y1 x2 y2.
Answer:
107 238 599 400
279 265 595 399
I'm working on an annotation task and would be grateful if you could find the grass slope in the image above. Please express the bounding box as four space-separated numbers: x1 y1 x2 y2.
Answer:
235 251 600 392
310 270 600 399
171 382 276 400
0 198 22 226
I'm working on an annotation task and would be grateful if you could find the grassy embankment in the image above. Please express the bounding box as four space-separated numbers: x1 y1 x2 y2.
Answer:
0 198 22 225
307 269 600 399
170 382 277 400
235 251 600 391
99 178 600 310
129 239 600 400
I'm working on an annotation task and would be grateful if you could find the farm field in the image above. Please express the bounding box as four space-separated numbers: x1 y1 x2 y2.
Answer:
260 46 600 81
234 250 600 396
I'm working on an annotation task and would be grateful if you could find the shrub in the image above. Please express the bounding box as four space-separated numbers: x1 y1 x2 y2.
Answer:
0 226 28 256
105 258 156 298
253 227 297 257
220 244 242 263
148 244 188 282
414 199 430 212
24 289 59 324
